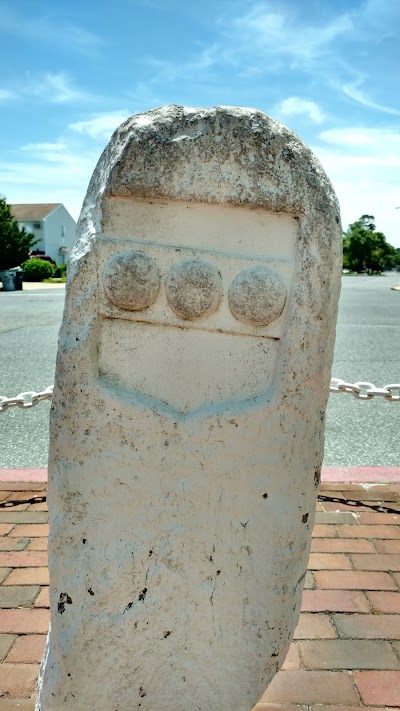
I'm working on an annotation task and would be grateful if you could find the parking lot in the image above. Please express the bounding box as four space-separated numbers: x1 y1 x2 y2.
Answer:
0 274 399 468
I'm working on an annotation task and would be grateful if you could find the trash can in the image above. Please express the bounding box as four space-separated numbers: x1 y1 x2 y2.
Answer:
12 269 24 290
0 271 16 291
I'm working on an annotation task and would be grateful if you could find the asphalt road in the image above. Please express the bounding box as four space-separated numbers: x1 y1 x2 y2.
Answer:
0 275 399 468
324 273 400 466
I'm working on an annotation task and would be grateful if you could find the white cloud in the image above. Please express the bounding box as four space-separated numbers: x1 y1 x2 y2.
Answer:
0 107 139 221
320 127 400 148
58 25 105 54
0 89 16 102
21 142 67 152
276 97 325 124
0 146 99 221
230 3 353 65
134 3 355 93
343 79 400 116
321 173 400 248
141 43 220 89
0 109 133 225
26 73 91 104
69 111 130 140
0 73 93 106
312 125 400 246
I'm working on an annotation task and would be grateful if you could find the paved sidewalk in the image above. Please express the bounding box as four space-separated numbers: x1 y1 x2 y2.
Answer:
3 466 400 484
0 482 399 709
20 282 65 291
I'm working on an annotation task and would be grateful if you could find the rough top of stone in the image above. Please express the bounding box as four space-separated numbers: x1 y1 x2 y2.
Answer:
72 105 340 272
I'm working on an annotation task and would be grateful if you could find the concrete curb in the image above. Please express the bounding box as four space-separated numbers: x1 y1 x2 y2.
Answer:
1 466 400 483
322 466 400 483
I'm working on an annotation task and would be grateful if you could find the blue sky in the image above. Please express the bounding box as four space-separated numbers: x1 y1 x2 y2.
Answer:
1 0 399 245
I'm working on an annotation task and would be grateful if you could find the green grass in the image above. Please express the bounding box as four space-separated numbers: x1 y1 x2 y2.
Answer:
42 276 67 283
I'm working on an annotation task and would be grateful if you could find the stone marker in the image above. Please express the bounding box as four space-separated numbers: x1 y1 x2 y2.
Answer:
36 106 342 711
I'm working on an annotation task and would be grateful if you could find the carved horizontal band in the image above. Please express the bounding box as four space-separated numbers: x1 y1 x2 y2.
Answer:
102 250 287 327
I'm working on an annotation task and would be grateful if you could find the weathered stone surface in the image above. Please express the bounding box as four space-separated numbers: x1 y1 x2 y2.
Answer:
102 249 160 311
165 258 223 320
36 105 342 711
228 265 287 326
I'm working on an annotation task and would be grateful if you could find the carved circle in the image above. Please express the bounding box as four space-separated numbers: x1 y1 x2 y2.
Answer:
102 250 160 311
165 259 223 320
228 266 286 326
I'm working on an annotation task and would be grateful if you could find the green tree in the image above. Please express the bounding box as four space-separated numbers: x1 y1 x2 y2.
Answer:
0 196 38 270
343 215 398 274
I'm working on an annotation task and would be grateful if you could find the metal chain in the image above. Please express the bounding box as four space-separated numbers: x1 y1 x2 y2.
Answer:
1 379 399 413
329 379 400 402
0 386 53 413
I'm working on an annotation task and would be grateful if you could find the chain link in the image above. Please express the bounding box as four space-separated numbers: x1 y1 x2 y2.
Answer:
1 379 399 413
330 379 400 401
0 386 53 413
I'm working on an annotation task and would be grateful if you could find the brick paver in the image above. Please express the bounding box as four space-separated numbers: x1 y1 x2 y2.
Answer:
334 613 400 639
310 538 375 553
301 590 370 613
314 570 398 590
281 643 301 671
0 526 15 536
374 539 400 554
337 524 400 539
0 609 49 634
312 525 338 538
3 568 49 586
366 591 400 613
357 513 400 525
0 481 400 708
0 635 16 662
0 586 40 609
33 587 49 608
0 663 39 697
0 513 48 525
10 525 49 538
0 552 48 568
0 701 35 710
0 570 11 584
315 513 358 525
350 553 400 570
299 639 400 670
308 553 352 570
354 671 400 705
26 538 47 551
0 538 30 552
293 613 336 640
261 671 360 705
5 635 46 664
4 493 43 504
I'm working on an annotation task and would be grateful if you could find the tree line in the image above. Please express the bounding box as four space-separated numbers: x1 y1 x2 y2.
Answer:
0 196 399 275
0 195 37 271
343 214 399 274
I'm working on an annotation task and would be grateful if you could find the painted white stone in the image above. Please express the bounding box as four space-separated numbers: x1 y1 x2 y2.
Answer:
36 105 342 711
165 258 223 320
228 265 287 326
102 250 160 311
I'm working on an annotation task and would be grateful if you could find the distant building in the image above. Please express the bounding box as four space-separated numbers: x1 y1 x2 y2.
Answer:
10 203 76 263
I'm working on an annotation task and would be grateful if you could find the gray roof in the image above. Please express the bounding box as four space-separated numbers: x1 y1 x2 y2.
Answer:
10 203 61 221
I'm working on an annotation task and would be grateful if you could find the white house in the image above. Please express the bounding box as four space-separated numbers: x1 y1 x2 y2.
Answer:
11 203 76 263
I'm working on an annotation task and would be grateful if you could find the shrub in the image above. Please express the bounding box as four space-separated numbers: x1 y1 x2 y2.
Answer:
23 258 54 281
53 262 68 278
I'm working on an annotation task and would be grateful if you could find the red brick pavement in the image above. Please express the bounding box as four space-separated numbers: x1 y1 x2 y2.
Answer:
0 482 399 708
